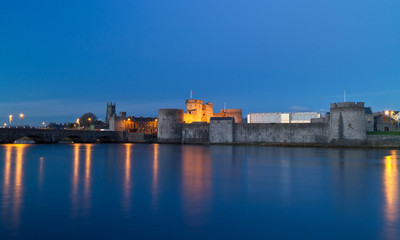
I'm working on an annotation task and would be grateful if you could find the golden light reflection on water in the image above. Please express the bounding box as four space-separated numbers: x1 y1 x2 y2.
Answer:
1 144 28 228
70 144 92 214
383 150 399 239
84 144 92 209
123 144 132 210
182 146 211 225
152 144 159 209
2 145 12 223
71 144 81 210
3 145 12 200
13 144 25 227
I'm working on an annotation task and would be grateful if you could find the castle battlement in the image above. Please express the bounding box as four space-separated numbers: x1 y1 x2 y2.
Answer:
330 102 364 109
185 99 203 104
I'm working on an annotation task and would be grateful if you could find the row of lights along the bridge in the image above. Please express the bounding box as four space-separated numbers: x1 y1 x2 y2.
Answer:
4 116 91 128
5 113 24 126
4 114 46 128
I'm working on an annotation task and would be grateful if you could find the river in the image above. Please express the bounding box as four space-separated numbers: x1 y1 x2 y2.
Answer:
0 144 399 239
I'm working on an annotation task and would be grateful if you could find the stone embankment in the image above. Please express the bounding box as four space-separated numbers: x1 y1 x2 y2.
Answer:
367 135 400 148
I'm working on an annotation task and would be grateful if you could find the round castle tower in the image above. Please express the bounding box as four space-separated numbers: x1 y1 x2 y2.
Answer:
329 102 366 145
157 109 184 143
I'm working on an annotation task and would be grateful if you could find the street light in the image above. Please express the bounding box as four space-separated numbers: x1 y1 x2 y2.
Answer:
76 118 80 128
9 115 12 126
3 123 6 128
42 122 46 128
20 113 24 126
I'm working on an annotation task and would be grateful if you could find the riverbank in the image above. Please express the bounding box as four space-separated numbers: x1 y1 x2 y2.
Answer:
174 135 400 149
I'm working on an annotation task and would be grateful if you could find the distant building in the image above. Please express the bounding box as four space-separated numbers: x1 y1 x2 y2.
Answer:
365 107 374 131
125 116 158 134
213 109 243 123
106 103 158 133
109 112 126 131
374 110 400 132
247 112 320 124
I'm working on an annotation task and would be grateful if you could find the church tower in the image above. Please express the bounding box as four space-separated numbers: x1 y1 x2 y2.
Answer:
106 102 116 124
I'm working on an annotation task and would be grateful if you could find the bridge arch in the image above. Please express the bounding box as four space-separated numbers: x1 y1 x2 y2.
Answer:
14 135 46 144
58 137 74 143
95 136 116 143
61 136 86 143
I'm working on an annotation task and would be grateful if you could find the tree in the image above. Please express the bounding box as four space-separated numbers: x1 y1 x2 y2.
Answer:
79 112 97 127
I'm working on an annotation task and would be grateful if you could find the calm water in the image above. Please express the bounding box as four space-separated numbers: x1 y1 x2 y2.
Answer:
0 144 399 239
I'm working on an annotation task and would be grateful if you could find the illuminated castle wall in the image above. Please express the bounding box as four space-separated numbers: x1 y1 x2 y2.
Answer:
183 99 242 124
184 99 214 123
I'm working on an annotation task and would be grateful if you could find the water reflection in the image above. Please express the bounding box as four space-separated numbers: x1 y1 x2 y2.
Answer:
2 145 12 224
123 144 132 211
2 144 27 229
70 144 92 214
3 144 400 239
39 157 44 190
280 157 292 205
71 144 80 211
152 144 159 210
13 145 25 228
3 145 12 199
182 146 211 226
383 150 399 239
84 144 92 210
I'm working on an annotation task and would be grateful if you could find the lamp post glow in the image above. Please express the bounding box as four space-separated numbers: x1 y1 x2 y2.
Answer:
20 113 24 126
9 115 13 126
42 122 46 128
76 118 80 128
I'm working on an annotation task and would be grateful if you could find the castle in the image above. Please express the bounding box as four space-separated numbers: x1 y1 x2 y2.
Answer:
106 98 241 133
157 102 368 146
183 99 243 123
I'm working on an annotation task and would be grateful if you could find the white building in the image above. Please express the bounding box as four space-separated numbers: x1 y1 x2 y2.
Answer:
247 113 290 123
247 112 321 124
290 112 321 123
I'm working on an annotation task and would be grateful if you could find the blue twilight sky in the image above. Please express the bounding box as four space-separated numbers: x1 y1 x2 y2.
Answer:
1 0 399 125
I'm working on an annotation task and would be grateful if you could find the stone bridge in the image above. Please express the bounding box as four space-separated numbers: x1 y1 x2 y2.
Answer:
0 128 125 143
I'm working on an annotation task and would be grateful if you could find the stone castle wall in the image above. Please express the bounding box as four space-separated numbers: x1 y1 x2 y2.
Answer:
182 123 209 143
234 122 329 144
157 109 184 143
210 118 234 143
157 102 368 146
329 102 366 145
